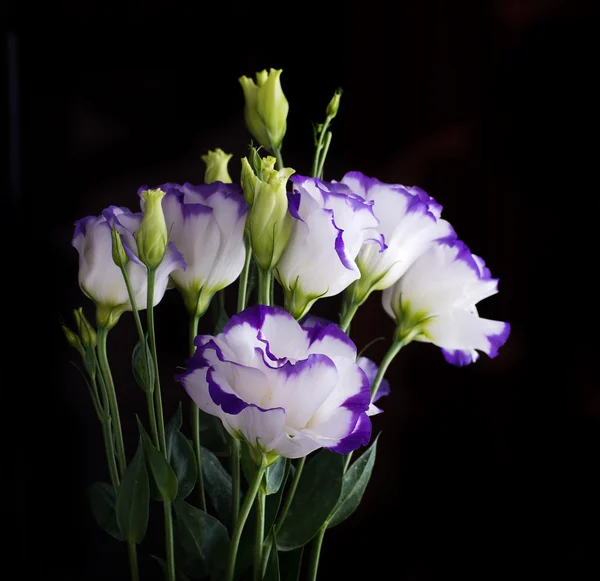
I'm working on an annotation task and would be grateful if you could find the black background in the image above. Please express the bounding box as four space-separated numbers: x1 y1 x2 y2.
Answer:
5 0 600 579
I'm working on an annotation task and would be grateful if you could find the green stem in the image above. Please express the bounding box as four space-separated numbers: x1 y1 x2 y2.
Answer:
339 300 359 335
316 131 332 180
311 117 333 178
273 146 284 171
225 464 267 581
101 419 120 490
127 540 139 581
237 241 252 312
147 268 175 581
230 439 241 530
370 333 416 403
258 267 272 307
274 456 305 536
253 489 266 581
306 523 327 581
96 326 127 476
119 260 160 449
189 313 207 512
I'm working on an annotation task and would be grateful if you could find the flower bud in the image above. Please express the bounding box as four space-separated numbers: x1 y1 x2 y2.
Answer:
73 307 97 348
240 157 295 271
201 148 233 184
326 88 342 119
239 69 289 153
111 228 129 268
136 188 168 269
62 324 84 354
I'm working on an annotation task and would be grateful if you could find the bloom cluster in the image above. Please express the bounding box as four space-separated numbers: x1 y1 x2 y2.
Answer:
64 68 509 581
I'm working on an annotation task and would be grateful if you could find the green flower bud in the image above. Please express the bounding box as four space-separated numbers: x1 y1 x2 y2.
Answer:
111 228 129 268
241 156 295 271
239 69 289 153
201 148 233 184
326 88 343 119
62 324 84 354
136 188 168 269
73 307 97 348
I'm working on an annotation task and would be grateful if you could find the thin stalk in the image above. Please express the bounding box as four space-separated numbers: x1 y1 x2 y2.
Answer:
147 268 175 581
230 439 241 530
225 464 267 581
258 267 272 307
127 540 139 581
101 419 120 491
119 259 160 448
237 241 252 313
96 326 127 476
316 131 332 180
273 146 284 171
339 300 359 335
311 117 333 178
253 489 266 581
274 456 305 536
189 313 207 512
306 524 327 581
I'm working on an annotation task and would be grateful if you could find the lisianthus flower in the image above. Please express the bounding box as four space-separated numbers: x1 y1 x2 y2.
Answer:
72 206 185 328
151 182 248 317
339 171 455 304
177 305 373 460
382 239 510 365
275 175 384 320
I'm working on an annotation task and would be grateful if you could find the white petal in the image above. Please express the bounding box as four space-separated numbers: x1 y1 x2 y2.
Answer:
224 405 286 452
269 430 322 459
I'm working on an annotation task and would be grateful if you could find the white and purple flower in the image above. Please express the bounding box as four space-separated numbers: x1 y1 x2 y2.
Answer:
382 239 510 366
177 305 373 459
275 175 384 320
339 171 455 303
151 182 248 317
72 205 186 327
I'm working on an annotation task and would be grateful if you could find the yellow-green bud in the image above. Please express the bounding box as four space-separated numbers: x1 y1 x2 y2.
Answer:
241 157 295 271
201 148 233 184
111 228 129 268
62 324 83 354
136 188 168 269
239 69 289 153
73 307 97 348
326 88 343 119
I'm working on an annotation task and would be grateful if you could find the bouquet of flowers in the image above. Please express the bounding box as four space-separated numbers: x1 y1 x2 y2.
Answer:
64 68 510 581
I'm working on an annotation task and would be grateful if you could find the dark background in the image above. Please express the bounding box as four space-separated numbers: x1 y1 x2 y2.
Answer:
5 0 600 579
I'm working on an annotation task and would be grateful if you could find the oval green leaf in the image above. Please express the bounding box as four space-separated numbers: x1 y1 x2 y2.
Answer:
87 481 123 541
173 498 230 581
276 450 344 551
327 434 379 529
266 457 286 495
132 336 154 392
166 403 197 499
201 446 232 526
116 439 150 544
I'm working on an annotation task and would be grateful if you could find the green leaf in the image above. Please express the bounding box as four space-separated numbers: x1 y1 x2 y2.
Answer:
132 335 154 392
138 418 178 503
201 446 232 527
279 548 303 581
266 457 286 495
151 555 192 581
327 434 379 528
276 451 344 551
240 440 259 486
116 439 150 543
197 408 230 457
173 498 230 581
87 481 122 541
166 403 197 499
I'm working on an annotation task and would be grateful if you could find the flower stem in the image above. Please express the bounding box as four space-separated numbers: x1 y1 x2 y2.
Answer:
253 489 266 581
274 456 305 536
316 131 332 180
119 258 160 448
127 540 139 581
189 313 207 512
238 240 252 312
306 523 327 581
96 325 127 476
311 117 333 178
273 146 284 171
225 464 267 581
147 268 176 581
339 300 359 335
101 419 120 491
230 439 241 530
258 267 272 307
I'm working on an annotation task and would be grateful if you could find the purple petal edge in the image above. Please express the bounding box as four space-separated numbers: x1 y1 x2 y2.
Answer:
327 413 372 454
487 322 511 358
